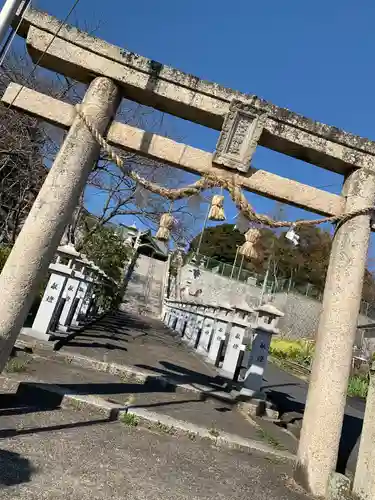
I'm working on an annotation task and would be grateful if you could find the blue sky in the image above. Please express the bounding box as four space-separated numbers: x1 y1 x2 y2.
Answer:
22 0 375 260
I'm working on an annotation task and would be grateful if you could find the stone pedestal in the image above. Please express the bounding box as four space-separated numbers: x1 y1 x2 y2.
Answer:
176 305 188 334
220 319 247 380
57 258 87 332
79 263 99 319
188 309 205 348
207 308 232 365
79 281 94 318
31 272 66 340
240 303 283 397
182 306 197 342
31 244 79 340
240 329 272 397
71 281 89 327
167 305 178 328
196 307 216 354
163 300 172 325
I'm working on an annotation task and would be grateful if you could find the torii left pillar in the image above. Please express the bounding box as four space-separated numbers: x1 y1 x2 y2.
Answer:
0 77 121 371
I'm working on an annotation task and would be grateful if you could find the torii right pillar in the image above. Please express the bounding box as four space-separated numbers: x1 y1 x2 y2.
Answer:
295 168 375 498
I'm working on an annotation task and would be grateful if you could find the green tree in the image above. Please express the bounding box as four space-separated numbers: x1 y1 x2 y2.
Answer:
80 225 130 283
189 223 375 300
189 224 245 264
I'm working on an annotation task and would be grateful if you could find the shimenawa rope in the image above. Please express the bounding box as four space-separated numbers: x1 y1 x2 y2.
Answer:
75 104 374 231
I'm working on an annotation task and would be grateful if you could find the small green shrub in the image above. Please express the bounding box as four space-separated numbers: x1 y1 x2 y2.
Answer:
270 338 314 367
121 412 139 427
5 358 29 373
347 375 369 399
0 245 11 272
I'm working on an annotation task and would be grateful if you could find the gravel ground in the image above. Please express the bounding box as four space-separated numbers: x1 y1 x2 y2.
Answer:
0 405 311 500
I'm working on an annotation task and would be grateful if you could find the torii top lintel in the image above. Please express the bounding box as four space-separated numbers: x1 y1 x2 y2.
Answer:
14 8 375 175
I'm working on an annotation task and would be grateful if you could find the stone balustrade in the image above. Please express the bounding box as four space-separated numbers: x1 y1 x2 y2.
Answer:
162 299 283 395
30 244 115 341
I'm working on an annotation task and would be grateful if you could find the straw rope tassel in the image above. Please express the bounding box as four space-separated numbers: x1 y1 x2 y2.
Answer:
239 228 261 259
208 194 226 221
156 213 174 241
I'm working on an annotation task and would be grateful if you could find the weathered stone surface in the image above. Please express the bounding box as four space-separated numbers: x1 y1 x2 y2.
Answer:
295 168 375 498
213 100 268 172
2 83 346 218
0 77 121 372
327 472 351 500
15 8 375 174
352 363 375 500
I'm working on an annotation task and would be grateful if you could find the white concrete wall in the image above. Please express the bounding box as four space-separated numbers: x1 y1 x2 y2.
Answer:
121 254 167 317
178 264 261 309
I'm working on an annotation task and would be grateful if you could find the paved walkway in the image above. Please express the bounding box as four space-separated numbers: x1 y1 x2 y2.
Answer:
18 310 365 473
1 352 266 445
50 311 223 388
0 307 309 499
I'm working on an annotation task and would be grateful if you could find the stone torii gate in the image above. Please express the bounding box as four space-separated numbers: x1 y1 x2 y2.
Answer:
1 7 375 497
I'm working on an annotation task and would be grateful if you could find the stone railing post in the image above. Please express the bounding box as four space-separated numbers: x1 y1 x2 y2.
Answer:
175 303 188 334
295 168 375 497
31 243 79 340
182 304 197 343
220 310 249 380
173 304 184 331
0 77 121 371
188 305 205 349
57 255 86 333
163 299 172 325
196 306 216 355
167 301 178 328
240 304 283 398
72 261 96 326
206 307 233 365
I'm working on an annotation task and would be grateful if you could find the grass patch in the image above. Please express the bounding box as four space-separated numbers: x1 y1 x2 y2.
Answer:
121 412 139 427
208 427 220 438
256 428 285 450
347 375 369 398
5 357 30 373
154 421 176 435
271 339 370 399
270 338 314 368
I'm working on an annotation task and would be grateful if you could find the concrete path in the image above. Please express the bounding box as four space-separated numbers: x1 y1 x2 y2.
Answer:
45 311 226 389
20 310 365 473
0 403 311 500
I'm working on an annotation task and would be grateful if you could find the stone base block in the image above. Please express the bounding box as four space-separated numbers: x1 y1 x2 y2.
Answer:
234 391 279 419
327 472 351 500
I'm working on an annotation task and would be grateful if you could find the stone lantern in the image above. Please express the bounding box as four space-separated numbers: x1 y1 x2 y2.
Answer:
31 243 80 340
240 303 284 398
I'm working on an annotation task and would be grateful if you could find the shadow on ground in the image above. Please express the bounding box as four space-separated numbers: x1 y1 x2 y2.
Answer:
0 392 114 440
53 311 177 352
265 387 363 473
0 449 35 487
135 360 227 389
